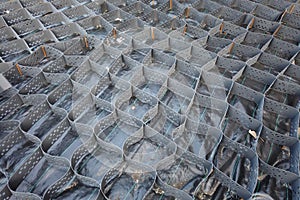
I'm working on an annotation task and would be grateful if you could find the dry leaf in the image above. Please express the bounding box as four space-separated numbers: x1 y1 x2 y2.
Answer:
257 174 267 181
281 146 289 151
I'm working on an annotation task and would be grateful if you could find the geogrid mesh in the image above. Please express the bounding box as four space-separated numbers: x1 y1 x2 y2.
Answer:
0 0 299 199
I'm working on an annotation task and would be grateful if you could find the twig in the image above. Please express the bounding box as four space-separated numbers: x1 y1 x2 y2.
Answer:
281 10 288 20
248 18 255 29
41 46 47 57
228 42 235 54
185 7 190 18
83 36 89 48
183 24 187 35
289 4 295 14
15 64 23 76
273 25 281 36
113 27 117 39
151 27 155 40
219 22 224 34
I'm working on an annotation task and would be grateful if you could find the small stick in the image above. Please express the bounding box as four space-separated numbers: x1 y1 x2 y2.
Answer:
154 10 158 22
169 0 172 10
248 18 255 29
41 46 47 57
228 42 234 54
83 36 89 48
185 7 190 18
281 10 288 19
273 25 281 36
15 64 23 76
171 16 176 30
151 27 155 40
289 4 295 13
182 24 187 35
259 137 264 142
219 22 224 34
113 28 117 39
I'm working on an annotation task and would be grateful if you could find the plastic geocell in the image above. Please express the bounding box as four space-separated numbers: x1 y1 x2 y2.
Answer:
0 0 299 200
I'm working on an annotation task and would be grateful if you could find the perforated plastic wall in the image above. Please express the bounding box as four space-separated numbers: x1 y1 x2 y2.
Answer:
0 0 299 199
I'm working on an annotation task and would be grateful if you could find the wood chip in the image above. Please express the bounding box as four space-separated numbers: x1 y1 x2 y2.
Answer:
153 187 164 195
248 130 257 139
257 174 267 181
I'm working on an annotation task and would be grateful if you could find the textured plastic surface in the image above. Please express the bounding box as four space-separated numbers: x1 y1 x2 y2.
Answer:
0 0 299 200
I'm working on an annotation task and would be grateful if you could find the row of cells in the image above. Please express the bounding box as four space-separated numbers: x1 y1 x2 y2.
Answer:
0 0 299 63
0 94 299 199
